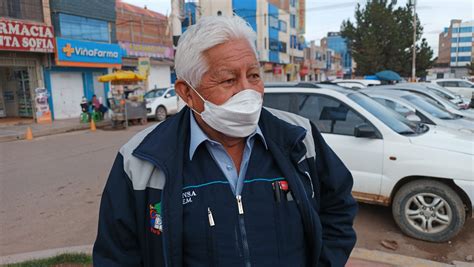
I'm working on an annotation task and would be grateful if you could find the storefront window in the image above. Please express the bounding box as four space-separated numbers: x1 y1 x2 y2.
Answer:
59 13 110 43
0 0 44 22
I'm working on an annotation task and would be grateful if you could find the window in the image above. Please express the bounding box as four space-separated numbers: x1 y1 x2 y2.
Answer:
458 37 472 43
459 26 472 33
264 93 372 136
290 14 296 28
279 20 287 32
59 13 110 43
458 81 473 87
269 15 279 29
299 94 369 135
457 56 472 62
279 41 287 53
373 98 413 117
264 37 267 49
269 39 279 51
451 47 457 53
451 38 458 43
167 89 176 97
0 0 43 21
264 14 267 26
263 93 299 114
290 0 296 7
457 46 472 52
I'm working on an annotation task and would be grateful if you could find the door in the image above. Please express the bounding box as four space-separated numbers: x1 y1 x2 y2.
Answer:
264 93 384 195
298 94 384 195
51 72 84 119
163 88 178 114
92 72 106 104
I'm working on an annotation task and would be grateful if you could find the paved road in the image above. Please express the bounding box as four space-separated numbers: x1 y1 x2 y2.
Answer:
1 125 472 263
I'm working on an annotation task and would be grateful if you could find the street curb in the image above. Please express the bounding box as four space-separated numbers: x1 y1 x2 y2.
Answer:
351 248 472 267
1 246 472 266
0 121 111 143
0 245 93 265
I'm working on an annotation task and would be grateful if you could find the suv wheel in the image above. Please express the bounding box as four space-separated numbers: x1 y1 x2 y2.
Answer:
155 106 167 121
392 179 465 242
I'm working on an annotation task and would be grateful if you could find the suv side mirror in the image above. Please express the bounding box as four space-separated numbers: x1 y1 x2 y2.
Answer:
165 93 171 98
354 123 378 138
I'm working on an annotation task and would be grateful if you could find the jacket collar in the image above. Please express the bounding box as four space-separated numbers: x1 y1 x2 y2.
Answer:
133 107 307 167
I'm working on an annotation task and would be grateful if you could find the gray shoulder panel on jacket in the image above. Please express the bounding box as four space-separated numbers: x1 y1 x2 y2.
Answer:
265 107 316 160
119 123 166 191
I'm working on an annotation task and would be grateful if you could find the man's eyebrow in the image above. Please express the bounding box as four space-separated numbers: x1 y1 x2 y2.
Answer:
209 68 236 76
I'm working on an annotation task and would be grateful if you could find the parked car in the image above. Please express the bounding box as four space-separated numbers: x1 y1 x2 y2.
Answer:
430 79 474 100
420 83 470 108
362 89 474 133
144 87 179 121
263 83 474 242
375 84 474 120
332 79 381 89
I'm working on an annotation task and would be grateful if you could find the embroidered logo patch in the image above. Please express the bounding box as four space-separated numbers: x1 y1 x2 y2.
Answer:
149 202 162 235
182 190 197 205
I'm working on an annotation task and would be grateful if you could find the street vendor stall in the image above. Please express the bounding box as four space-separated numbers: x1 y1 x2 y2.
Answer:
98 71 148 128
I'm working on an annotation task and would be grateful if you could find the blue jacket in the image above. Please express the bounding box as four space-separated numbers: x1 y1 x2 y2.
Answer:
93 107 357 266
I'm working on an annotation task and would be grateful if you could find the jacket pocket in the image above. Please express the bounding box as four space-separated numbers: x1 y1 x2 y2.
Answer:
274 195 306 266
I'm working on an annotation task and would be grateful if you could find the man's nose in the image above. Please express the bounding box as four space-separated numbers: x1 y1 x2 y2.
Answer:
233 76 253 94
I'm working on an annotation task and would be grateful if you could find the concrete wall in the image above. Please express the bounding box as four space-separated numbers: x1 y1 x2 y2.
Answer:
200 0 233 17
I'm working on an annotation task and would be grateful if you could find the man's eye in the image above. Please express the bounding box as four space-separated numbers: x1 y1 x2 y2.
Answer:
222 79 235 85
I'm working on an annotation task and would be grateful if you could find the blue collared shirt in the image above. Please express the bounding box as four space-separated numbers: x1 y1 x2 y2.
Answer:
189 112 267 195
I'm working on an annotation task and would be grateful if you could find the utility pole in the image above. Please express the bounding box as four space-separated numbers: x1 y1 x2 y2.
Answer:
411 0 417 82
171 0 182 48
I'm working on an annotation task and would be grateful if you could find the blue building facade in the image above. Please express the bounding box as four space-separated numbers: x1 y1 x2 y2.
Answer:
448 20 473 67
44 0 121 120
325 32 352 78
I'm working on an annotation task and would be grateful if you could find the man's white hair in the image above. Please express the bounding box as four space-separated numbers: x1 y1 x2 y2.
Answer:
175 15 257 88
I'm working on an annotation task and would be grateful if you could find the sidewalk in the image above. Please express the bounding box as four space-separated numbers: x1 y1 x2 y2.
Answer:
0 118 111 143
1 246 472 266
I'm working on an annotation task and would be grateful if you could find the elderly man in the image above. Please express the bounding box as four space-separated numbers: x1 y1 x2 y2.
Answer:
93 16 356 267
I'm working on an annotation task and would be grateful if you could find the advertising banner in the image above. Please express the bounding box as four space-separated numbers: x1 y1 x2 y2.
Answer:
0 18 55 53
119 42 174 60
55 38 123 68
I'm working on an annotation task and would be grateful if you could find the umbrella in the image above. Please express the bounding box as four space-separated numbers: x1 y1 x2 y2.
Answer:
375 70 401 81
98 71 146 84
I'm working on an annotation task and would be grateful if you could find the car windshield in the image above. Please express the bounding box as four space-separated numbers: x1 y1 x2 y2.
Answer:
145 89 167 99
349 93 424 135
420 92 462 110
426 87 454 100
401 95 456 120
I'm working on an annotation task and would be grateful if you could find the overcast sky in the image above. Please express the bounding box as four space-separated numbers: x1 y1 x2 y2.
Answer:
122 0 473 57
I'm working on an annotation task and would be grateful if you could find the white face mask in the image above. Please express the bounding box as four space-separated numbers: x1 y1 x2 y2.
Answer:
186 82 263 138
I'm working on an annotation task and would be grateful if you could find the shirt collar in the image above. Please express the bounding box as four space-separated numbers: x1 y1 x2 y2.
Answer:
189 111 267 160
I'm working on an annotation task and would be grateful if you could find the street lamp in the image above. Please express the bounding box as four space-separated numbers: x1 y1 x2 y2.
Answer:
409 0 417 82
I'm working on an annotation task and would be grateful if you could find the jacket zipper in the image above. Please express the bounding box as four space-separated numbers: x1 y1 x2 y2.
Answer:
236 195 251 267
208 207 217 267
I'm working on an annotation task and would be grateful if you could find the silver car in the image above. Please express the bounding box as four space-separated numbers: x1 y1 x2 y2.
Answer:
362 89 474 134
374 84 474 120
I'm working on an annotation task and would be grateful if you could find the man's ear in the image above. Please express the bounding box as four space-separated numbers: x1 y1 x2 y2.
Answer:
175 79 194 109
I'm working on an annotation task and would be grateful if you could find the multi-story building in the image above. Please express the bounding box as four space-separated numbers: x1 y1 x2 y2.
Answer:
431 19 473 79
116 1 174 90
321 32 352 79
0 0 55 120
187 0 306 82
449 20 473 68
43 0 122 120
304 40 331 82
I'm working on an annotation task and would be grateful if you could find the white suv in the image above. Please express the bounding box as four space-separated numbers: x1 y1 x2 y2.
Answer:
431 79 474 99
144 87 179 121
264 84 474 242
